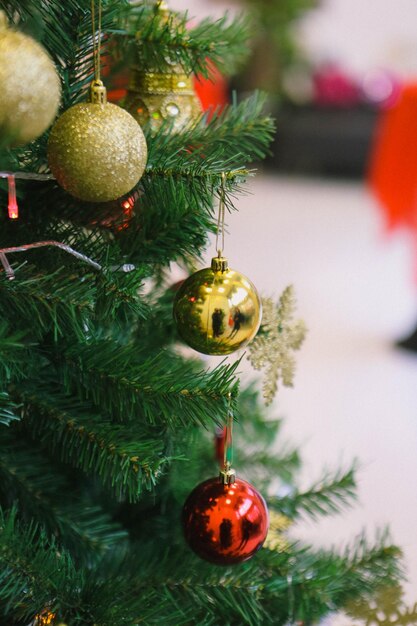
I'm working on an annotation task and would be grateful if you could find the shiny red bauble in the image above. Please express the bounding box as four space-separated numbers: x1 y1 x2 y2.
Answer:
182 476 269 565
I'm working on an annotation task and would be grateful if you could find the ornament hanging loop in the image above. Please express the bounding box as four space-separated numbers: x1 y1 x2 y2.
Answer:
91 0 103 82
215 172 226 258
90 79 107 104
219 394 236 485
212 173 229 273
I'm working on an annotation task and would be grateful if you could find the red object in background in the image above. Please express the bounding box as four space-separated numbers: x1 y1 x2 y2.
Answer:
102 52 129 103
369 83 417 232
182 476 269 565
313 63 360 108
194 66 229 112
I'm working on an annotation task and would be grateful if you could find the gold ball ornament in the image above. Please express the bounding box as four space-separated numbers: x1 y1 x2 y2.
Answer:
47 80 147 203
173 256 262 355
0 12 61 146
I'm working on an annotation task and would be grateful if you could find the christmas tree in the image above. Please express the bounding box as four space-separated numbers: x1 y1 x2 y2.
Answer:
0 1 402 624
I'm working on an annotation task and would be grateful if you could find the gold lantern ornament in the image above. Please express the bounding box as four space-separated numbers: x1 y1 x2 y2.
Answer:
33 610 56 625
47 1 147 203
123 1 202 133
0 11 61 146
173 176 262 356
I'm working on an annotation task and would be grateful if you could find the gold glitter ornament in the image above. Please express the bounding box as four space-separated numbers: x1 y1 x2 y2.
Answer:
0 12 61 146
173 255 262 355
123 1 201 132
124 67 202 133
47 80 147 202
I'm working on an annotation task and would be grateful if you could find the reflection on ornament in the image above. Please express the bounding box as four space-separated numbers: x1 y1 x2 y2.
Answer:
87 192 138 231
182 476 269 565
0 11 61 146
124 68 202 133
47 80 147 203
173 256 262 355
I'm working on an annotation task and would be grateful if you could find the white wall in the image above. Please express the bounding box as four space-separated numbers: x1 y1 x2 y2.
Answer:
170 0 417 78
169 0 235 19
298 0 417 77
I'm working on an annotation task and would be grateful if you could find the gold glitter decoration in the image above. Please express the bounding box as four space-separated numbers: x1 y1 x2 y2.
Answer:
264 511 293 552
248 286 307 405
47 82 147 203
0 12 61 146
124 67 202 133
173 255 262 356
34 610 56 625
123 1 201 133
346 585 417 626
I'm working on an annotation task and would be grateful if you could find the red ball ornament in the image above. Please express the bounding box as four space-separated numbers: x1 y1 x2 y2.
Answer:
182 476 269 565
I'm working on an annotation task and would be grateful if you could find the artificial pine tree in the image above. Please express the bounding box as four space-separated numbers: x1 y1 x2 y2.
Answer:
0 1 402 625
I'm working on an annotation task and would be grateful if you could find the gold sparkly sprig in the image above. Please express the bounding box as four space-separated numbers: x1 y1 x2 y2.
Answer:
346 586 417 625
248 286 306 405
263 511 293 552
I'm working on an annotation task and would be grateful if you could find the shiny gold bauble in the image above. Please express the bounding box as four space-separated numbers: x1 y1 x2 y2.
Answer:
124 67 202 133
0 13 61 146
47 81 147 203
173 256 262 355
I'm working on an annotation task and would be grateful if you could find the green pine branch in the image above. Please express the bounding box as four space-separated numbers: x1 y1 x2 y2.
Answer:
146 93 275 183
0 513 400 626
117 177 214 266
94 536 401 626
0 392 21 427
240 448 301 487
17 384 180 502
270 467 357 521
118 4 251 77
0 265 97 342
115 94 275 264
0 508 79 624
0 429 127 562
0 323 34 386
58 342 240 428
0 261 147 344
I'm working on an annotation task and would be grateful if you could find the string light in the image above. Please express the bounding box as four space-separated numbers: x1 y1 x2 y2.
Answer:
0 171 53 221
7 174 18 219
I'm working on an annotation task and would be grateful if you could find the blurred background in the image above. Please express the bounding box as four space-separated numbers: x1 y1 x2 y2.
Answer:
174 0 417 622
